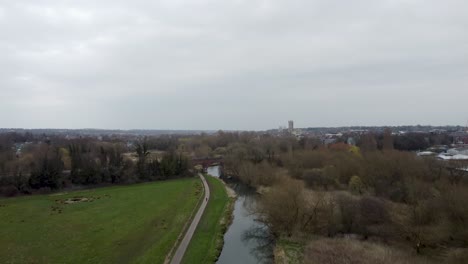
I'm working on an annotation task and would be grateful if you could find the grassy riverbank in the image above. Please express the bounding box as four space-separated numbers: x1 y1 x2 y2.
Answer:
274 238 304 264
0 178 202 264
181 175 233 263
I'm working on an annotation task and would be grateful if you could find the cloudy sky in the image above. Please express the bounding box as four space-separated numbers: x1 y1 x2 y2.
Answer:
1 0 467 130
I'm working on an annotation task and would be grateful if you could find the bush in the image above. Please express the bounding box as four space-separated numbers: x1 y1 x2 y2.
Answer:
302 168 323 188
445 248 468 264
304 237 433 264
0 185 19 197
359 196 388 225
336 193 360 233
258 178 305 236
349 175 365 194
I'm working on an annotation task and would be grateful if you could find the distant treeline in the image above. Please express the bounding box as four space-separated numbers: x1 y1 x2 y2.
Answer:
358 129 454 151
0 133 190 197
0 128 214 137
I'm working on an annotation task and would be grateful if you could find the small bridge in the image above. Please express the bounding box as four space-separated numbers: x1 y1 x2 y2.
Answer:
192 157 223 171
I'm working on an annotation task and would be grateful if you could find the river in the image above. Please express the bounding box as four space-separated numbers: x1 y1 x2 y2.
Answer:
206 166 274 264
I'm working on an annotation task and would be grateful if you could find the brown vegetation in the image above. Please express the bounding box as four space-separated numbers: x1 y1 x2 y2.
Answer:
304 238 433 264
203 131 468 263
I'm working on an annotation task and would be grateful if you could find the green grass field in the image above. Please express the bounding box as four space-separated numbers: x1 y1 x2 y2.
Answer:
0 178 203 264
181 175 231 264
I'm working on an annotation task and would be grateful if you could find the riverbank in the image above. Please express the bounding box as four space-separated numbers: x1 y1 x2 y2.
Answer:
167 174 210 264
181 175 233 263
274 238 304 264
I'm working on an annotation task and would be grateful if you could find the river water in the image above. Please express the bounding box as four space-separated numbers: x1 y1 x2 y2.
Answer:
206 166 274 264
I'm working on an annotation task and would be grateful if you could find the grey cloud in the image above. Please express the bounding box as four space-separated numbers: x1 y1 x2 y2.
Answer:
1 0 467 130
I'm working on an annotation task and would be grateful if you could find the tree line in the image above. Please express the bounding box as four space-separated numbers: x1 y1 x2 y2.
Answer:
0 133 191 197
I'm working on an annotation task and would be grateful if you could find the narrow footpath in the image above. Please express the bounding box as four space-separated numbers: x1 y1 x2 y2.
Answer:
170 173 210 264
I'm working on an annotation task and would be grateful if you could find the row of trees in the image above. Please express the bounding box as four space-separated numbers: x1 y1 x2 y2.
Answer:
0 134 191 197
359 130 453 151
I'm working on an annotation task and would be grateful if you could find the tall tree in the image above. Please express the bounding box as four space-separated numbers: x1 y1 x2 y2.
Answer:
382 128 394 150
29 147 64 189
135 139 150 180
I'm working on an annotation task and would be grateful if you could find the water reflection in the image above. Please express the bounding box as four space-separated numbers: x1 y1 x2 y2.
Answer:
206 166 274 264
216 195 273 264
242 226 275 263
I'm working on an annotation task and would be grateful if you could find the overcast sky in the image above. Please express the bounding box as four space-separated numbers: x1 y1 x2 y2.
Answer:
1 0 467 130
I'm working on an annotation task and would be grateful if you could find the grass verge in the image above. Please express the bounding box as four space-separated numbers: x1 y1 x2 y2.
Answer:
274 238 305 264
181 175 233 263
164 175 205 263
0 177 203 264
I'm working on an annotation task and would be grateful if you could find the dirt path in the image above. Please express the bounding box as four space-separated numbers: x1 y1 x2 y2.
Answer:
170 174 210 264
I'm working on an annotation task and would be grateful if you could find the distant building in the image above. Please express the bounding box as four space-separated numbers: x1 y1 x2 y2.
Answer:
347 137 356 146
288 120 294 132
450 131 468 145
447 148 468 156
292 128 303 139
324 138 337 145
417 151 436 157
437 153 468 160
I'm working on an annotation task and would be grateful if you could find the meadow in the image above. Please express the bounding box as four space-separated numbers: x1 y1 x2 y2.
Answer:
0 177 203 264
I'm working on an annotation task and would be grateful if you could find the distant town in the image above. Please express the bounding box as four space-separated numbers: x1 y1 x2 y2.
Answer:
269 121 468 161
4 122 468 163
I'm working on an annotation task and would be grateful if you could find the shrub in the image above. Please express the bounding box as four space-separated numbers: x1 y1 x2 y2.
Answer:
0 185 19 197
304 237 433 264
359 196 388 225
258 178 305 236
335 193 360 233
348 175 365 194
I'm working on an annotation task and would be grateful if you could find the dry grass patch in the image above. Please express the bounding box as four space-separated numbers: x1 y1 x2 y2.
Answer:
304 237 434 264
